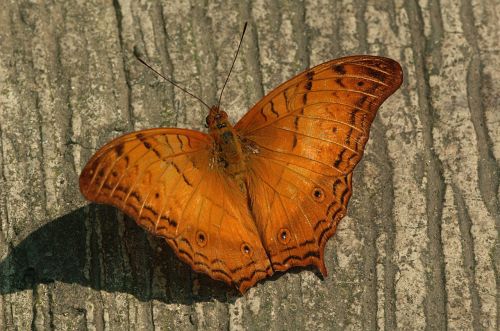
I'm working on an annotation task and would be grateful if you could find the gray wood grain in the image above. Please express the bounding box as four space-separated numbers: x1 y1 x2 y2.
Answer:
0 0 498 330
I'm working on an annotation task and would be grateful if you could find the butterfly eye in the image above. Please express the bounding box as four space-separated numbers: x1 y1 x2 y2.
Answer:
278 228 291 244
312 187 325 202
196 231 208 247
240 243 253 256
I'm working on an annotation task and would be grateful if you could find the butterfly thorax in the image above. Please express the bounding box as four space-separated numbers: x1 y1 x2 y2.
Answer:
206 106 248 191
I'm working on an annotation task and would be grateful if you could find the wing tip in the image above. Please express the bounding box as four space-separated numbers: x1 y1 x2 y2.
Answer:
343 54 404 90
382 56 404 91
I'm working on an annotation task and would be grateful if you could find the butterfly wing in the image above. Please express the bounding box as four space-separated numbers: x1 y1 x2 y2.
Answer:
79 128 272 293
236 56 403 274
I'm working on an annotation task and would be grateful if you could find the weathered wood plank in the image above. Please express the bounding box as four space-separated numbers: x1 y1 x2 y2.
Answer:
0 0 498 330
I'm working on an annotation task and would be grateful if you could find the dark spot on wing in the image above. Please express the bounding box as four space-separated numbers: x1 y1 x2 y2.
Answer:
305 81 312 90
314 219 328 231
364 67 385 81
144 205 158 217
130 191 141 202
172 162 181 174
115 144 124 156
176 135 184 149
340 187 349 205
270 101 279 117
356 95 368 108
180 237 193 250
332 208 341 221
334 149 346 168
333 64 346 74
332 178 342 196
260 107 268 121
182 174 192 187
345 128 353 145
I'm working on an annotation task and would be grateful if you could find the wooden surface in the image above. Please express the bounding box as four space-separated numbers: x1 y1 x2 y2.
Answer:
0 0 498 330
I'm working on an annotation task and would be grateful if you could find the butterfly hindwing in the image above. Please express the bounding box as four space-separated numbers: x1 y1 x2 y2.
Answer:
79 128 272 292
247 155 353 274
239 56 403 273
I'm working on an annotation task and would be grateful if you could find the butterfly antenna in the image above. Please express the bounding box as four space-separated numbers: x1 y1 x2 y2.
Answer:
217 22 248 110
136 57 211 110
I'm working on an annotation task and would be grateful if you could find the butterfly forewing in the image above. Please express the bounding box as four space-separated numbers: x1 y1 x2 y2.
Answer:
79 128 272 292
239 56 403 274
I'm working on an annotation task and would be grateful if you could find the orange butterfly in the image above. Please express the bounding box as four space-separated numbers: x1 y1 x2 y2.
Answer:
80 30 402 293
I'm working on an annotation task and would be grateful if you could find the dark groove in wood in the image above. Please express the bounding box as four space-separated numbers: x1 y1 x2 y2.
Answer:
406 0 448 328
452 186 483 330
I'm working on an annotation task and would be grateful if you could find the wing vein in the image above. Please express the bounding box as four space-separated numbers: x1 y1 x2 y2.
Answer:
140 160 198 229
94 140 144 193
175 169 208 237
153 169 185 234
267 125 358 154
250 143 346 176
243 101 372 134
307 75 389 87
253 156 325 188
293 114 365 133
294 89 380 99
249 166 318 249
348 62 392 75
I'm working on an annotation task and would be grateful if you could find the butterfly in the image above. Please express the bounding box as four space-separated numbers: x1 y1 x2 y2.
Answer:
79 51 403 293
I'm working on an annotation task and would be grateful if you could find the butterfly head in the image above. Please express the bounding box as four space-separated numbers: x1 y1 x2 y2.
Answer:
206 106 230 130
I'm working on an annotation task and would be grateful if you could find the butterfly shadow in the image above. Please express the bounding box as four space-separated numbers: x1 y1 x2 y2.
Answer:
0 204 239 304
